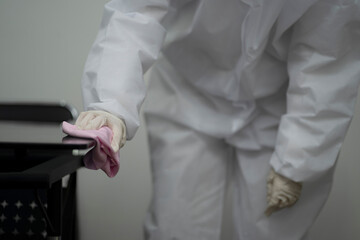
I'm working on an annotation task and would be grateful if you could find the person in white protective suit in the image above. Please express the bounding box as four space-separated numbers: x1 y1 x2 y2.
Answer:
75 0 360 239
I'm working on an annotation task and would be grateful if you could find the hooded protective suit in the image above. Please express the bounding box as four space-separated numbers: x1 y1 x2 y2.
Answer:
81 0 360 239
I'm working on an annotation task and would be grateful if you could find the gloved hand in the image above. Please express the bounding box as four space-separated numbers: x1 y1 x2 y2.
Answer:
265 168 302 216
75 110 127 152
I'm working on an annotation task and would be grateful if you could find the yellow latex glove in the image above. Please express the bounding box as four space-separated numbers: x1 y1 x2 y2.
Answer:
75 110 126 152
265 168 302 216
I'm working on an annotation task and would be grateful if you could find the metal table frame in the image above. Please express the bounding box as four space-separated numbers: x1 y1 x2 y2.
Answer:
0 132 94 240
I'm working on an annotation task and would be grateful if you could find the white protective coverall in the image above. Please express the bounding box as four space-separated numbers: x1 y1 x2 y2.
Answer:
81 0 360 239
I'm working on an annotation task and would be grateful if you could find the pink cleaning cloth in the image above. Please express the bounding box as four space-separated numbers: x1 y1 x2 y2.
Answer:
62 121 120 178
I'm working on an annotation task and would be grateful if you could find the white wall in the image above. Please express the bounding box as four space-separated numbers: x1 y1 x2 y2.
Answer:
0 1 359 239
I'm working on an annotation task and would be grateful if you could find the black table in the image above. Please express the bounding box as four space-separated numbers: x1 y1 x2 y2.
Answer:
0 121 95 240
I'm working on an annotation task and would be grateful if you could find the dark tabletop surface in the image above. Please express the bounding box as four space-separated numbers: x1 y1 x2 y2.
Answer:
0 121 95 187
0 121 95 149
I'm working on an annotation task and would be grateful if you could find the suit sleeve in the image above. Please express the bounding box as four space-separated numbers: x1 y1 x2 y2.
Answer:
81 0 170 139
270 0 360 182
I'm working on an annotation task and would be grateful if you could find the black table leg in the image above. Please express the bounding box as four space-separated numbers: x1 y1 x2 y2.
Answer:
47 180 62 240
62 172 77 240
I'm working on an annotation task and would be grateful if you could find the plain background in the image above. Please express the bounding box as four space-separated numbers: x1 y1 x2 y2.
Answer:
0 1 359 239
